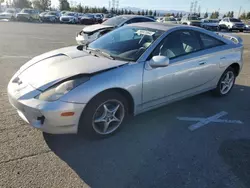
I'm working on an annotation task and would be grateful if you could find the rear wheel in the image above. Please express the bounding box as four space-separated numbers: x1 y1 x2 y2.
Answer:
78 91 128 139
213 67 236 96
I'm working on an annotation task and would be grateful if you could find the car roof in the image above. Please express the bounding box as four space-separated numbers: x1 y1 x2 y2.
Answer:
128 22 187 31
117 15 152 19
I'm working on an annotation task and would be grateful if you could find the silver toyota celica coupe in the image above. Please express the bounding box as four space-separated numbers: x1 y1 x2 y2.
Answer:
8 22 244 138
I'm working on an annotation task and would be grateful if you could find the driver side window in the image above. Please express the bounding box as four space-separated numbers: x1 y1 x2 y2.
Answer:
150 30 201 60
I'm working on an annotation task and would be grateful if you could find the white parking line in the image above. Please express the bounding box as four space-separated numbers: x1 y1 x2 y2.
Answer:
177 111 243 131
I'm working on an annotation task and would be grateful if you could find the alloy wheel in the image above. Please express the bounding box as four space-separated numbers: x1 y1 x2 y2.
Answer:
92 99 125 135
220 71 235 95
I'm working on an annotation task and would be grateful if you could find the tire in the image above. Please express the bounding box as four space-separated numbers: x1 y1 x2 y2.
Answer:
213 67 236 97
78 91 129 139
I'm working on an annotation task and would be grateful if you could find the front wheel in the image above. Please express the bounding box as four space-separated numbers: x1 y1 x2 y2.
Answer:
78 91 128 139
213 67 236 96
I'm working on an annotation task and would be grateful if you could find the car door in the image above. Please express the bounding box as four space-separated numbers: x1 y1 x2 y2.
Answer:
142 30 219 109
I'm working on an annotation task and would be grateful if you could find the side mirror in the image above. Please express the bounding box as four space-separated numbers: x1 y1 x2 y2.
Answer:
149 56 170 68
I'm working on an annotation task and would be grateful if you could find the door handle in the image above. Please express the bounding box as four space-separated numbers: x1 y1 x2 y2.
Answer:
199 61 206 65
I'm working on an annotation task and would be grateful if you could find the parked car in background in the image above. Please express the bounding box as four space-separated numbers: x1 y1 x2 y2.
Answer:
176 17 182 24
219 17 246 32
8 23 244 138
39 11 48 20
181 16 201 27
163 16 177 24
76 15 155 45
201 19 219 31
102 14 114 22
156 17 164 22
0 8 18 20
79 14 96 25
94 13 103 23
16 9 40 22
60 12 78 24
41 11 60 23
60 10 68 15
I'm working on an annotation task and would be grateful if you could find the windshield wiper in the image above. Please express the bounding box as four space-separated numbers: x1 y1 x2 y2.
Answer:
88 48 115 60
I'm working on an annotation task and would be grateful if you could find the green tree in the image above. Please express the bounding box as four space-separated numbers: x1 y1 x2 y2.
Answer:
141 10 145 15
247 12 250 19
59 0 70 10
230 11 234 18
148 9 152 16
101 6 107 14
84 6 89 13
226 11 231 17
13 0 32 8
204 12 208 18
121 9 124 15
145 9 148 15
210 11 219 19
137 10 141 15
153 10 156 17
223 14 227 18
240 12 246 20
124 9 128 14
180 12 183 18
76 4 82 12
176 12 179 18
128 10 132 14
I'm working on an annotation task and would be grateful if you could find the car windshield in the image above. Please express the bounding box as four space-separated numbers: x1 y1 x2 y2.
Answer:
65 12 75 16
230 18 241 22
47 12 57 16
6 10 15 13
102 16 129 26
86 14 94 18
209 20 219 23
188 16 199 20
88 26 164 62
165 17 176 21
21 9 32 14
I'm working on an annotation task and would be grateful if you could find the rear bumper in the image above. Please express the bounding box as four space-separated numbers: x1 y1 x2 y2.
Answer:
8 82 86 134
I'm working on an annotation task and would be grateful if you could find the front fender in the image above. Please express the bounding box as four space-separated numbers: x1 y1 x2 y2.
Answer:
60 62 144 114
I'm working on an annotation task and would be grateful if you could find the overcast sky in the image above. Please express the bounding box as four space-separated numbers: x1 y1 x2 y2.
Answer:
51 0 250 14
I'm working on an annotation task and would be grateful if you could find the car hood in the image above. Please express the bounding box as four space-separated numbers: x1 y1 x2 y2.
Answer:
17 46 128 90
0 12 12 15
44 15 56 18
17 13 30 16
61 16 74 19
82 24 114 33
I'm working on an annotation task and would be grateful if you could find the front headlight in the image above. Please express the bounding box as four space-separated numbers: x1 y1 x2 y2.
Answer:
36 77 89 102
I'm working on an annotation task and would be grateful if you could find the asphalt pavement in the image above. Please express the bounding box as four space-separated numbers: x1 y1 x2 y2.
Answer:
0 22 250 188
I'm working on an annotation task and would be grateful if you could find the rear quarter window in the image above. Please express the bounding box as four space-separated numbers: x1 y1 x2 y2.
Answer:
199 33 225 49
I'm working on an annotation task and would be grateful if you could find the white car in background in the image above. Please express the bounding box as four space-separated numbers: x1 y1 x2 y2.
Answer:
156 17 164 23
0 8 18 20
163 17 177 24
219 17 246 32
60 12 78 24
